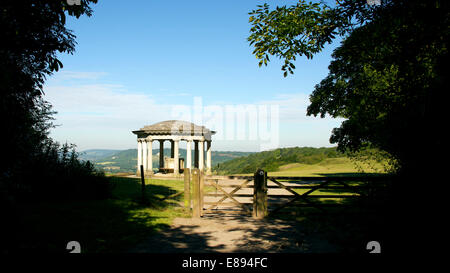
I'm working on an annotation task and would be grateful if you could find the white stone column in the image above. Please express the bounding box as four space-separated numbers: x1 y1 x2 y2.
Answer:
186 140 192 170
206 140 212 175
198 141 204 171
147 139 153 174
137 139 142 174
142 140 148 172
174 139 179 174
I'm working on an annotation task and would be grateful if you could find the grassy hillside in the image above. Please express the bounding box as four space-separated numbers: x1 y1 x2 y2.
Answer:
214 147 388 175
82 149 253 173
214 147 340 174
264 157 386 177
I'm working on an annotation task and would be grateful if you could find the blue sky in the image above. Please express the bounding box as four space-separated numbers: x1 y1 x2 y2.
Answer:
43 0 344 152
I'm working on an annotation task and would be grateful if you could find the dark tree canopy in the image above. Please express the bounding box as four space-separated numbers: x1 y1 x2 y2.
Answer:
0 0 115 247
1 0 113 253
248 0 449 173
1 0 97 175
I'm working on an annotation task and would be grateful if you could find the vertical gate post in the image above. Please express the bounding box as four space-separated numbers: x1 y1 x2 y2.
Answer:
192 168 201 218
253 169 268 219
184 168 191 210
199 170 204 216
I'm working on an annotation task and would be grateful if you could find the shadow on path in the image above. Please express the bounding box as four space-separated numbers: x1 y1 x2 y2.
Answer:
130 214 340 253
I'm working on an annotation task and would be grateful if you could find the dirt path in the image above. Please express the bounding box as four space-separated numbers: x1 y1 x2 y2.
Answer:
131 214 340 253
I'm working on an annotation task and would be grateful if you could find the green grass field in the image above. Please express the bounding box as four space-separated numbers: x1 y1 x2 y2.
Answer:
234 157 387 177
15 157 389 253
16 177 188 253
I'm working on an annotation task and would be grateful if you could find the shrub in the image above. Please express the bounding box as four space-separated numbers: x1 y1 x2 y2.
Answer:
8 141 112 202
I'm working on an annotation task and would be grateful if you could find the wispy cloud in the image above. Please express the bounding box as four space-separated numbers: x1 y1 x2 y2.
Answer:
43 72 175 149
256 93 342 123
43 71 343 150
55 71 108 80
44 83 172 127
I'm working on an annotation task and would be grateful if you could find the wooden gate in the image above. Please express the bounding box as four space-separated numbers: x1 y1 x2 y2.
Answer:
202 175 254 215
265 175 390 215
187 168 389 218
186 169 267 218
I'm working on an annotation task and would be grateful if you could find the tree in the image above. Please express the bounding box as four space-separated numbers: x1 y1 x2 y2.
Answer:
248 0 449 175
248 0 449 253
1 0 97 175
0 0 98 181
0 0 102 252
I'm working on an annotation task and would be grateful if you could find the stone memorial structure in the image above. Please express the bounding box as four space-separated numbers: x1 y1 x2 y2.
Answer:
132 120 215 176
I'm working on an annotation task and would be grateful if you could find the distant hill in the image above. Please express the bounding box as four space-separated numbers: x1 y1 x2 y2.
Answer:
78 149 121 161
81 148 253 173
214 147 342 175
213 146 390 175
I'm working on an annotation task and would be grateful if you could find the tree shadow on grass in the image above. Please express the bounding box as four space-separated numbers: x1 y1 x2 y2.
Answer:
11 176 187 253
109 176 185 209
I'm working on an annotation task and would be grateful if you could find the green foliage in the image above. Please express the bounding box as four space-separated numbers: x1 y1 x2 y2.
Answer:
0 0 102 252
345 145 399 174
307 1 448 173
248 0 449 174
248 0 372 76
18 141 112 201
0 0 100 199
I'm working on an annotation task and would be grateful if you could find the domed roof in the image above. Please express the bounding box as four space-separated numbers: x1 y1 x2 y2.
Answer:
132 120 215 136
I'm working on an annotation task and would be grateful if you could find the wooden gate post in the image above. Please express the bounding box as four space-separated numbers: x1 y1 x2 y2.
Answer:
253 169 268 219
184 168 191 210
199 170 204 216
192 168 201 218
